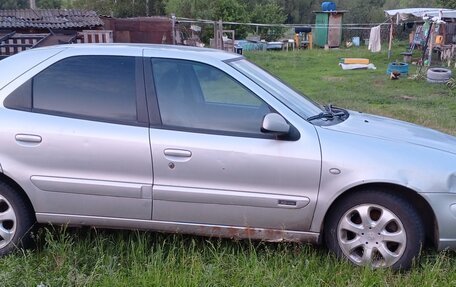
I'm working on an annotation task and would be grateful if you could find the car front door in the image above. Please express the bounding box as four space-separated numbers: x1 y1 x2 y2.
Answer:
146 56 321 231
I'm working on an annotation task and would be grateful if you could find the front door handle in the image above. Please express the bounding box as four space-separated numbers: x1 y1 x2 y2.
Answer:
15 134 42 143
164 149 192 158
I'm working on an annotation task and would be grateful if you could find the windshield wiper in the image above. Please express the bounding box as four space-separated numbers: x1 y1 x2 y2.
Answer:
306 112 335 121
306 104 349 122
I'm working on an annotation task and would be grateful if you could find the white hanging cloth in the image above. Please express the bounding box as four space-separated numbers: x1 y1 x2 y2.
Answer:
368 25 382 53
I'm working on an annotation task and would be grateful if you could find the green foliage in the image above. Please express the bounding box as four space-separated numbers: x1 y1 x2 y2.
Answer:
0 0 28 9
251 3 287 41
212 0 250 38
212 0 248 22
401 0 438 7
165 0 286 40
67 0 165 17
165 0 210 18
37 0 62 8
251 3 287 25
276 0 320 24
336 0 386 24
438 0 456 9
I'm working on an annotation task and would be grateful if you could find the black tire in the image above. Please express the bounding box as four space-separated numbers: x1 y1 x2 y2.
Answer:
324 189 424 269
0 182 35 256
427 67 452 83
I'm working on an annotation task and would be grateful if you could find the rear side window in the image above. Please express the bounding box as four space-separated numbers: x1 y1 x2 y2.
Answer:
32 56 137 123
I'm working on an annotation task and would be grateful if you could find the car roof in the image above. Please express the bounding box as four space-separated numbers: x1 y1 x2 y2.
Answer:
36 43 242 61
0 44 244 92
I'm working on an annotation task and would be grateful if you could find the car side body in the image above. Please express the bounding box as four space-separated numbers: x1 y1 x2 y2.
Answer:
0 44 455 269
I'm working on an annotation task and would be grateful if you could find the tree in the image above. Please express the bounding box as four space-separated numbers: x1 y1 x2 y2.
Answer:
438 0 456 9
37 0 62 8
251 2 287 41
276 0 320 24
67 0 115 15
165 0 209 18
397 0 437 7
335 0 385 24
68 0 165 17
0 0 28 9
165 0 251 37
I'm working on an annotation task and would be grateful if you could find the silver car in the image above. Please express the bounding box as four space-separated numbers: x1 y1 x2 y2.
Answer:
0 44 455 269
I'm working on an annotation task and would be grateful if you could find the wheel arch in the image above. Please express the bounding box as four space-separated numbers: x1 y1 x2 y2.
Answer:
320 182 438 248
0 173 35 217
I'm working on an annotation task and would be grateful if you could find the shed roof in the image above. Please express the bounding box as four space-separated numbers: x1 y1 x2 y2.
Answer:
0 9 104 29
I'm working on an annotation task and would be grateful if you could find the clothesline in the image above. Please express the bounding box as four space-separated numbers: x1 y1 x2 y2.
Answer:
176 17 397 28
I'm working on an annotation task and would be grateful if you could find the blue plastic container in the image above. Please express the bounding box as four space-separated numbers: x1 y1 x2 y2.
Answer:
386 62 409 75
322 2 336 11
352 37 360 47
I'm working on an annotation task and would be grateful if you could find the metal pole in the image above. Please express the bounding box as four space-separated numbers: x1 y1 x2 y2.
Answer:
388 19 393 59
146 0 149 17
213 21 217 48
219 20 223 50
418 22 434 74
171 14 176 45
30 0 36 9
427 23 435 66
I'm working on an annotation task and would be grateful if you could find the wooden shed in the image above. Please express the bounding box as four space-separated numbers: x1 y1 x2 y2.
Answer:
0 9 108 56
101 16 173 44
314 11 347 48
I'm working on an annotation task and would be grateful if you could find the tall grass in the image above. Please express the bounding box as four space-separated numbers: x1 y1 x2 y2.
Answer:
1 227 456 286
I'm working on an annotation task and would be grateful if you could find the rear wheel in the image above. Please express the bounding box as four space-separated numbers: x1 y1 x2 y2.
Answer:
325 189 424 269
0 182 35 256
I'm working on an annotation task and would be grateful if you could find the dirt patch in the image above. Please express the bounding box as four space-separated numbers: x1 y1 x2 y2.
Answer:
322 76 344 82
373 79 384 87
398 95 417 100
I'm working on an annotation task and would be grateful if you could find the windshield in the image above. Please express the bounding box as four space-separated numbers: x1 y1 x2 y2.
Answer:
229 59 323 119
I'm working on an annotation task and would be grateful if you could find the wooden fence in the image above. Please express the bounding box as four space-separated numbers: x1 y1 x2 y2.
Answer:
0 32 49 56
0 30 114 56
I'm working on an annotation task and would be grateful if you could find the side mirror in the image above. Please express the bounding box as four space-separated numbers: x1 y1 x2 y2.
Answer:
261 113 290 135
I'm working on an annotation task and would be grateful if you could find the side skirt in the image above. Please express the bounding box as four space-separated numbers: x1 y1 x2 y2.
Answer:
36 213 320 243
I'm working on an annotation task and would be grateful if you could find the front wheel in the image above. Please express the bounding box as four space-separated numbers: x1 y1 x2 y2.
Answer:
324 189 424 269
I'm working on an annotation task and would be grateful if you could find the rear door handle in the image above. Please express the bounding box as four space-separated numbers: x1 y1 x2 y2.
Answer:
15 134 42 143
164 149 192 158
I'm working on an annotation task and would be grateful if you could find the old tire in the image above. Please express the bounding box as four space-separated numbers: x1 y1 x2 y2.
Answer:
324 189 424 269
0 182 35 256
427 67 452 83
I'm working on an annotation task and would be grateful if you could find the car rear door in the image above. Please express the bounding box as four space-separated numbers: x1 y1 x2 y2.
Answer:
145 55 321 231
0 51 153 220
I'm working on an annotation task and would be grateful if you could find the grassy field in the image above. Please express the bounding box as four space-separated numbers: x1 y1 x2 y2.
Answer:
2 45 456 286
246 44 456 135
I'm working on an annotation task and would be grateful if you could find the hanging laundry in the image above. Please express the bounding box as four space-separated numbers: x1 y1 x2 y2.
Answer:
368 25 381 53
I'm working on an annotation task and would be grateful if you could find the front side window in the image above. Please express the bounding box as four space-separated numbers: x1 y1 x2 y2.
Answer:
33 56 137 123
229 59 323 119
152 59 271 136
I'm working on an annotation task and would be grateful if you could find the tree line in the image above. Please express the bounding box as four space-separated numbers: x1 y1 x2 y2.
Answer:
1 0 454 25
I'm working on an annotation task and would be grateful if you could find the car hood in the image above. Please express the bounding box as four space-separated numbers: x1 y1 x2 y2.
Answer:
321 111 456 155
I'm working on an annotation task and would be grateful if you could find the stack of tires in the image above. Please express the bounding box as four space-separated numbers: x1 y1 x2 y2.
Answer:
427 67 452 83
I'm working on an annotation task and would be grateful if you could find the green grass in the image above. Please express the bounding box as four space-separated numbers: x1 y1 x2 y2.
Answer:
245 44 456 135
2 45 456 286
2 227 456 286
